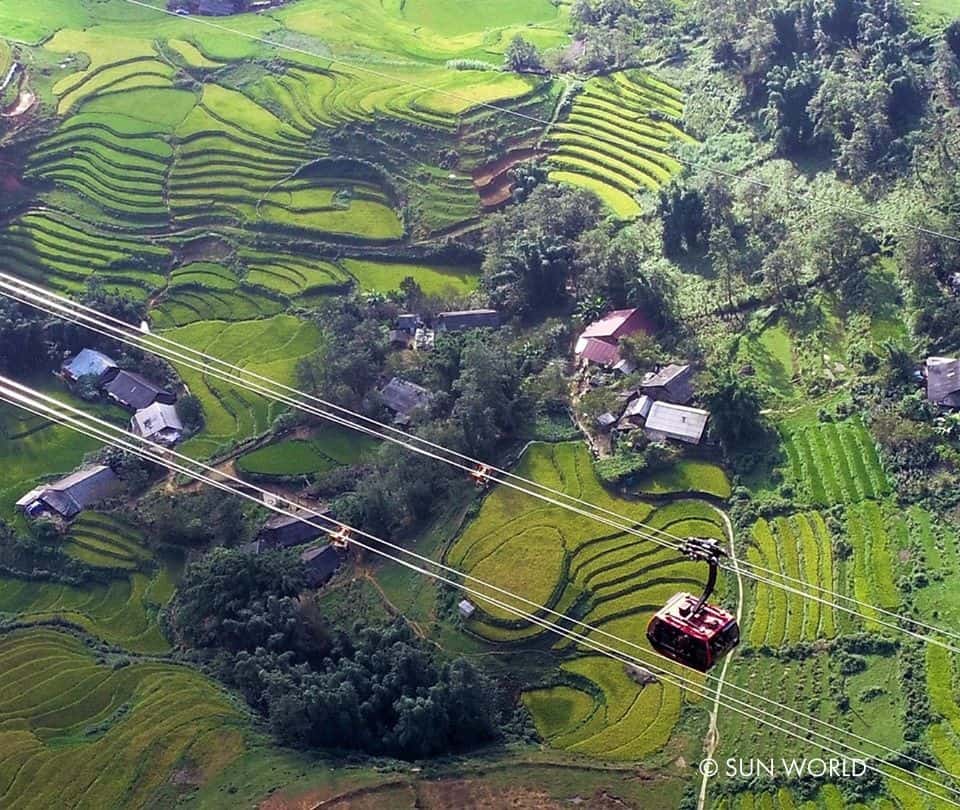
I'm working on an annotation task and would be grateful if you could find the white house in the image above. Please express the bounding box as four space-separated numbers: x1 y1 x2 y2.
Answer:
131 402 183 445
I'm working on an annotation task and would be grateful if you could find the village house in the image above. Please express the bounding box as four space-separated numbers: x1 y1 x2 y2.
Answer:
379 377 432 424
61 348 117 384
575 308 651 369
925 356 960 408
16 465 120 520
641 363 694 404
131 402 183 445
253 512 329 552
435 309 500 332
103 370 175 411
644 401 710 445
397 313 420 333
300 544 342 587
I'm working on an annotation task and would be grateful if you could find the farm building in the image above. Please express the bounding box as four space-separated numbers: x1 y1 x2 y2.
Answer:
300 544 341 587
435 309 500 332
397 313 420 333
617 394 653 431
131 402 183 445
925 356 960 407
380 377 432 421
575 308 651 368
644 402 710 445
16 465 120 519
459 599 476 619
104 370 175 411
255 512 328 551
596 412 617 432
61 348 117 383
641 363 694 404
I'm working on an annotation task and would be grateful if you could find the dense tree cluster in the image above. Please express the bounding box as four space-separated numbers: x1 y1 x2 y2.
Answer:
698 0 928 181
170 548 500 759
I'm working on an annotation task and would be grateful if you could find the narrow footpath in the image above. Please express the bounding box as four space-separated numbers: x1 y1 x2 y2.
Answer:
697 507 744 810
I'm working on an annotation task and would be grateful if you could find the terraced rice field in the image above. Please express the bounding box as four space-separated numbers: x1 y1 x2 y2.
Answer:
0 628 249 809
547 71 695 218
236 426 377 478
153 262 284 328
0 569 169 654
449 442 725 758
781 418 890 506
0 209 169 300
63 512 152 572
746 513 838 648
163 315 324 457
523 655 682 761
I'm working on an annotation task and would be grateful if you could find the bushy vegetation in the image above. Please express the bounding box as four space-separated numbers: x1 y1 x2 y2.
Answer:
170 548 500 759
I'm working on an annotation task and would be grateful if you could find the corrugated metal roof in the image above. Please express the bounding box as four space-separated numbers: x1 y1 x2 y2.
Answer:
436 309 500 331
644 401 709 443
580 309 639 339
380 377 431 415
104 371 172 410
579 338 621 366
132 402 182 438
927 357 960 404
63 349 117 379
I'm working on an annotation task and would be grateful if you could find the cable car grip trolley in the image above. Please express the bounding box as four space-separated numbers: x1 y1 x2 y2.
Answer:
646 537 740 672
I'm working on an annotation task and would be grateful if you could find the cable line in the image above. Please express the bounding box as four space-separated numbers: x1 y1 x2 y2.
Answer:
1 376 957 802
2 274 959 654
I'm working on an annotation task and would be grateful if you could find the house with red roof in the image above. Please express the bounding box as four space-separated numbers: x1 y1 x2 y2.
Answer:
574 308 651 369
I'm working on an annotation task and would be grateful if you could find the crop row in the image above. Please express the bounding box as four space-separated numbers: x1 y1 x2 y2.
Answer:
522 654 682 760
784 419 889 505
747 513 837 648
846 501 901 630
546 70 694 217
0 628 246 808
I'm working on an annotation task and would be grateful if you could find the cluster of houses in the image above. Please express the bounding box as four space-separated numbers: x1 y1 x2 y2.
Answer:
575 308 711 446
242 510 342 587
15 348 185 521
381 308 501 424
62 349 184 445
389 308 500 352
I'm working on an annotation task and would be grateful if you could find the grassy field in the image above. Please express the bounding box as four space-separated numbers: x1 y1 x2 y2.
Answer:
236 426 377 478
341 258 480 296
547 71 695 218
635 459 731 498
163 315 324 458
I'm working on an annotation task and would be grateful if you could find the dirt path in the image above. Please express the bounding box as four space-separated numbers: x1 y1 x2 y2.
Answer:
697 506 743 810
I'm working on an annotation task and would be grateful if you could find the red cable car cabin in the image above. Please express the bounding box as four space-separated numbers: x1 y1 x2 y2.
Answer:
647 592 739 672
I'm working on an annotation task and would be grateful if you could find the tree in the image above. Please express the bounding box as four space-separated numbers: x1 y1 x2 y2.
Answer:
504 36 544 73
176 394 203 433
482 184 601 316
170 546 307 650
702 366 765 452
